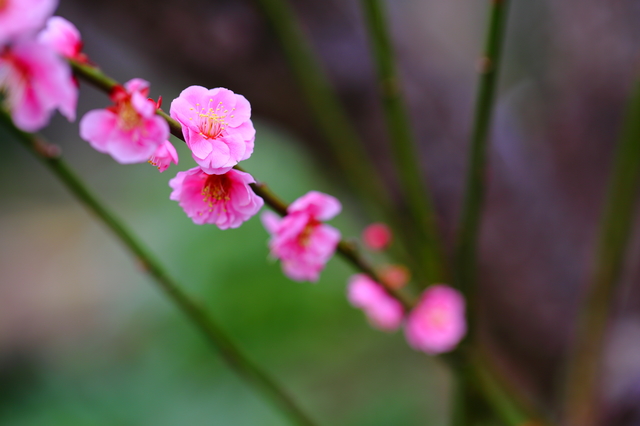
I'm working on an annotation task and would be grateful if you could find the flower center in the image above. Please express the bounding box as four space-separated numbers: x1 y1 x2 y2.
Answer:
202 173 232 205
298 218 320 247
0 0 9 12
117 100 142 131
0 49 28 107
194 99 229 139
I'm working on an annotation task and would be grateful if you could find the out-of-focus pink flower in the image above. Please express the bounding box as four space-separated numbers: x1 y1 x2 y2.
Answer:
0 39 76 131
362 222 392 251
169 167 263 229
149 140 178 172
0 0 57 45
80 78 168 163
379 264 410 289
347 274 404 331
170 86 255 175
38 16 86 61
261 191 341 282
405 284 466 355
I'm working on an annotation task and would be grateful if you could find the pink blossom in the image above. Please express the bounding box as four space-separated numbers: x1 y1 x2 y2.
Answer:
405 284 466 355
0 39 76 132
38 16 86 61
149 140 178 172
261 191 341 282
80 78 168 163
347 274 404 331
170 85 255 174
0 0 57 45
169 167 263 229
362 222 392 251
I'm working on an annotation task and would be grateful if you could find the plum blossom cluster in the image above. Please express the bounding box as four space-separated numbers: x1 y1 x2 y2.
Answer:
0 0 78 132
2 0 465 359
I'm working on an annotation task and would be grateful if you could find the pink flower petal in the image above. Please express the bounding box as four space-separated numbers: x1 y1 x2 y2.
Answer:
38 16 82 59
288 191 342 221
79 109 118 152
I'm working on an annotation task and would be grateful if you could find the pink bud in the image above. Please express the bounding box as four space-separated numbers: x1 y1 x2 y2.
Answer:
362 223 392 251
379 264 410 289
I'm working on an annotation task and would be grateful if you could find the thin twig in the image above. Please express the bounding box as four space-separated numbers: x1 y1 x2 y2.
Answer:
0 111 319 426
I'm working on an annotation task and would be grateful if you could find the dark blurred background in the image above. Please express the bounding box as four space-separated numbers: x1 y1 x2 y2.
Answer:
2 0 640 424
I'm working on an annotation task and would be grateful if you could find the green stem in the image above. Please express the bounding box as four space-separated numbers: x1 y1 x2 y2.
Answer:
1 112 318 426
359 0 448 285
562 79 640 426
454 0 510 313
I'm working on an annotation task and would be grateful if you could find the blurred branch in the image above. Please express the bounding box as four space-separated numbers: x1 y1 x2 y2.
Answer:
0 112 319 426
359 0 449 285
454 0 510 318
562 77 640 426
